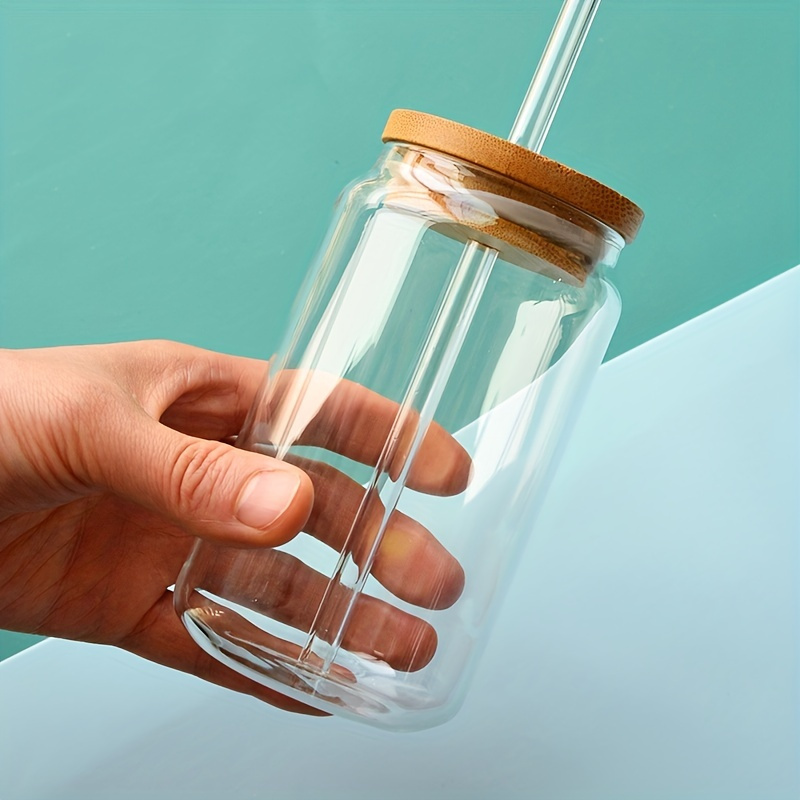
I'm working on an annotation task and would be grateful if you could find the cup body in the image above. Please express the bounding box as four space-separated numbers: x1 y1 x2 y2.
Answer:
175 141 626 730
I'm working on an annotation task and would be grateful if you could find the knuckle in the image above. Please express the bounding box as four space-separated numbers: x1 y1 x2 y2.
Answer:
168 438 236 517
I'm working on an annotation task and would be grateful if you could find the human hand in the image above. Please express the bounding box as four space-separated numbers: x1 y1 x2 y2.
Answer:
180 368 472 682
0 341 468 713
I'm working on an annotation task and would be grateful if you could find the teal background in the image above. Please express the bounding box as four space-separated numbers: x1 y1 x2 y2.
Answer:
1 0 798 659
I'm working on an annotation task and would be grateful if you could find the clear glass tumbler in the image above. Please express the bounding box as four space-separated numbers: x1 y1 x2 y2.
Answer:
175 110 643 731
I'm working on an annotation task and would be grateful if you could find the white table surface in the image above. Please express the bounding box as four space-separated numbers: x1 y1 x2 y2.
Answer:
2 266 799 800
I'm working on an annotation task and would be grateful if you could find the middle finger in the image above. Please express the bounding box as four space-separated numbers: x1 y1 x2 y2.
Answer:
295 455 465 611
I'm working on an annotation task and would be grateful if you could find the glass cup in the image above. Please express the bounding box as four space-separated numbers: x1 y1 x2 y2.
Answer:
175 110 643 731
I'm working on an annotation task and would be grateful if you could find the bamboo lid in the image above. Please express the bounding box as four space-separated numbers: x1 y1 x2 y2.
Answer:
382 109 643 245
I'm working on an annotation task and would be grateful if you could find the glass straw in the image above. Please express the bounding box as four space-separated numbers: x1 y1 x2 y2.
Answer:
509 0 603 153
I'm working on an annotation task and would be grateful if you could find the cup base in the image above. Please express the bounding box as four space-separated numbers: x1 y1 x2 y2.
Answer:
183 607 455 732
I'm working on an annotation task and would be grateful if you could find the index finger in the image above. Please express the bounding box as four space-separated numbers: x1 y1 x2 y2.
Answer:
252 370 472 497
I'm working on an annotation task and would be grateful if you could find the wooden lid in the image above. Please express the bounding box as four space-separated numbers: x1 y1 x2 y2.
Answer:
382 109 643 244
383 151 601 285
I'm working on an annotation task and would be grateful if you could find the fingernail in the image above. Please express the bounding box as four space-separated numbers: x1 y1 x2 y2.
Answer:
235 470 301 529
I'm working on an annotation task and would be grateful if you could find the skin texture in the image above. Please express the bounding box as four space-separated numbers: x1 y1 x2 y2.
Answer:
0 341 470 715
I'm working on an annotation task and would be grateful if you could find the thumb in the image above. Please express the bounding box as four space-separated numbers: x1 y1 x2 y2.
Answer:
93 409 314 548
